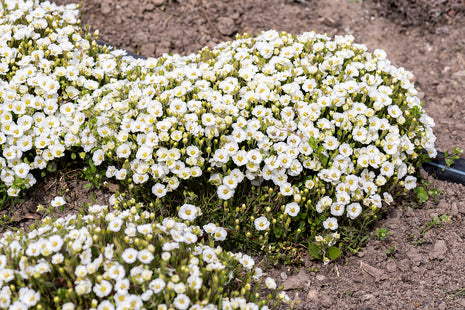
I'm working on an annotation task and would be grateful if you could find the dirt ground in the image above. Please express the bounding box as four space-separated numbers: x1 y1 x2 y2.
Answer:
7 0 465 309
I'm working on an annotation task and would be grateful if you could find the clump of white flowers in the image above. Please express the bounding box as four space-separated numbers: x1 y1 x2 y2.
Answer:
0 195 287 309
0 0 437 260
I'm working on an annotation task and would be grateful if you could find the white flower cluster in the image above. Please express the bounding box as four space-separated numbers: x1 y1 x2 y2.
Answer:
65 29 435 231
0 0 101 196
0 0 436 236
0 196 285 309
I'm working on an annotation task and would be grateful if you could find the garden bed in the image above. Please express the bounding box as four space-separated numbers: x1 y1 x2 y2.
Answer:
2 0 465 309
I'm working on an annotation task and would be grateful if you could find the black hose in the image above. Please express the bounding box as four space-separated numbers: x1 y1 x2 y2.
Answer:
423 151 465 185
94 42 465 185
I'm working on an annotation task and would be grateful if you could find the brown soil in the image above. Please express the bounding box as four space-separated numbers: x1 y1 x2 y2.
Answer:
6 0 465 309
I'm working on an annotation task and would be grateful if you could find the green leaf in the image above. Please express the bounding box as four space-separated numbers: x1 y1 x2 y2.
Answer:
83 183 93 189
445 158 454 167
320 154 329 167
308 136 319 150
71 153 76 160
308 243 322 259
414 186 428 203
327 246 341 260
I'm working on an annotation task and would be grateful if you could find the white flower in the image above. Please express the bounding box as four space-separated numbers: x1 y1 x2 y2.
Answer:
149 278 166 294
178 204 199 221
115 278 130 293
108 263 125 281
92 149 105 165
402 175 416 190
97 300 114 310
323 217 338 230
346 203 362 220
173 294 190 310
213 227 227 241
108 217 123 232
13 163 30 178
330 203 345 217
48 235 64 252
62 303 75 310
151 181 167 196
265 277 277 289
116 143 131 158
121 248 138 264
137 249 154 264
202 248 217 263
51 196 66 208
217 185 234 200
93 280 112 298
284 202 300 217
51 253 64 264
18 288 40 307
239 254 255 270
254 216 270 231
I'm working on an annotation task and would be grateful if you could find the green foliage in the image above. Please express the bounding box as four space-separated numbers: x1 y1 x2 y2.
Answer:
374 227 392 241
420 214 452 235
411 214 452 246
444 288 465 300
0 0 448 271
81 154 104 189
0 195 288 309
385 246 397 258
444 147 463 168
414 179 442 204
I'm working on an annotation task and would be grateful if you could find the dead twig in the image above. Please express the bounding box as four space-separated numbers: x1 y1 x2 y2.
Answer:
163 14 174 30
200 7 228 41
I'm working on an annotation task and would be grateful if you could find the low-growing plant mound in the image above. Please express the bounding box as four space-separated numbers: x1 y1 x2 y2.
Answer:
0 195 287 309
0 0 436 262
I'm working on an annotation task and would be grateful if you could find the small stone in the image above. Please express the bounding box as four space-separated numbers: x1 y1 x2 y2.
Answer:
437 84 447 94
454 70 465 80
398 259 411 272
435 27 449 34
320 294 332 307
143 3 155 12
230 12 240 20
430 240 447 260
133 31 147 44
405 207 415 217
316 274 326 281
307 289 318 300
362 293 374 301
283 270 307 291
322 14 341 27
440 97 454 106
217 17 236 36
153 0 165 6
140 43 156 57
360 261 384 279
101 1 112 15
156 41 171 55
386 261 397 272
438 302 447 310
451 203 459 216
280 272 288 280
406 246 423 266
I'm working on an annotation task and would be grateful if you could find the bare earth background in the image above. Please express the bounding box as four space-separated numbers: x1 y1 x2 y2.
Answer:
4 0 465 309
